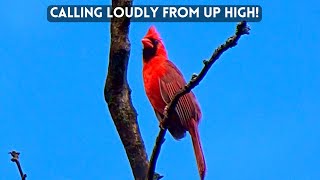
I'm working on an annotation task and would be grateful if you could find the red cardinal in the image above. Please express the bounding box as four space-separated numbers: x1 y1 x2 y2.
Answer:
142 26 206 180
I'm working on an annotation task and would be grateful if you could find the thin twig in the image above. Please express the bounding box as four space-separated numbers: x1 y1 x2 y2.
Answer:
9 151 27 180
147 21 251 180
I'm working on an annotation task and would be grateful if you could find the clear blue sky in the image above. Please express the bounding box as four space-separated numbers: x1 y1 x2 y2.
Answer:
1 0 319 180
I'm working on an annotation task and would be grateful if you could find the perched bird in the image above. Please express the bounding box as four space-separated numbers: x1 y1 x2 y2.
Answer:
142 26 206 180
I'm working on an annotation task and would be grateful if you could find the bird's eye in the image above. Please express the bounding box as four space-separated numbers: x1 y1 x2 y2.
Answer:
151 39 158 46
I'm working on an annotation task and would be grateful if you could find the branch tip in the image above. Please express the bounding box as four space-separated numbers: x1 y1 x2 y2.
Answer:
9 150 27 180
236 21 250 35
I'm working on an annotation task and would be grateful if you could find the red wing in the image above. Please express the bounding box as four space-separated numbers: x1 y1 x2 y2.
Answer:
159 60 201 128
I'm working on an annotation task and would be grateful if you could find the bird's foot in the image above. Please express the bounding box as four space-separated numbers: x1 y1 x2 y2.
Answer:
159 120 166 130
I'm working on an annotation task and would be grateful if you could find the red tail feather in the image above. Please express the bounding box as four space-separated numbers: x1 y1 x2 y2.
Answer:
189 120 206 180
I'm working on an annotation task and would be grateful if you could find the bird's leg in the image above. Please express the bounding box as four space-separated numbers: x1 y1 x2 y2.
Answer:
159 106 169 129
159 120 166 130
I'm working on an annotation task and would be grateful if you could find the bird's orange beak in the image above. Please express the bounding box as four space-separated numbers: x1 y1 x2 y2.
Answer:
142 38 153 49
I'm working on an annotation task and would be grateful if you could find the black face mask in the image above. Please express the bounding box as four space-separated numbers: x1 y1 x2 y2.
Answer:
143 38 159 61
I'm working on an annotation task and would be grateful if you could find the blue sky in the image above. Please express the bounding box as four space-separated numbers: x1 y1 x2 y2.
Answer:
1 0 319 180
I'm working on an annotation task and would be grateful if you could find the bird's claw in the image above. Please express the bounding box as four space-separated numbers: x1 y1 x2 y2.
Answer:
159 120 166 130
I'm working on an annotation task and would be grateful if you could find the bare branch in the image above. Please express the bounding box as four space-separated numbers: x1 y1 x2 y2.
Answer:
104 0 149 179
147 21 251 180
9 151 27 180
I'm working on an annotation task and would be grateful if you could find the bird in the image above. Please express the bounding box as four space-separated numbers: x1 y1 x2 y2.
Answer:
142 26 206 180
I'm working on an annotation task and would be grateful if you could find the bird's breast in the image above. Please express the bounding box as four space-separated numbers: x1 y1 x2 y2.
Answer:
143 60 167 113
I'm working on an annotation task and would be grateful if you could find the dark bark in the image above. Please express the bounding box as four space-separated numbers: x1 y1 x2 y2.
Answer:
9 151 27 180
104 0 149 179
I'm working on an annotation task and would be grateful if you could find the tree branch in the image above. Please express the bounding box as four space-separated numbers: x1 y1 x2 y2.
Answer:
9 151 27 180
104 0 149 179
147 21 251 180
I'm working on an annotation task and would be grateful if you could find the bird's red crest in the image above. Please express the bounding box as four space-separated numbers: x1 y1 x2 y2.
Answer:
144 26 161 40
142 25 167 60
